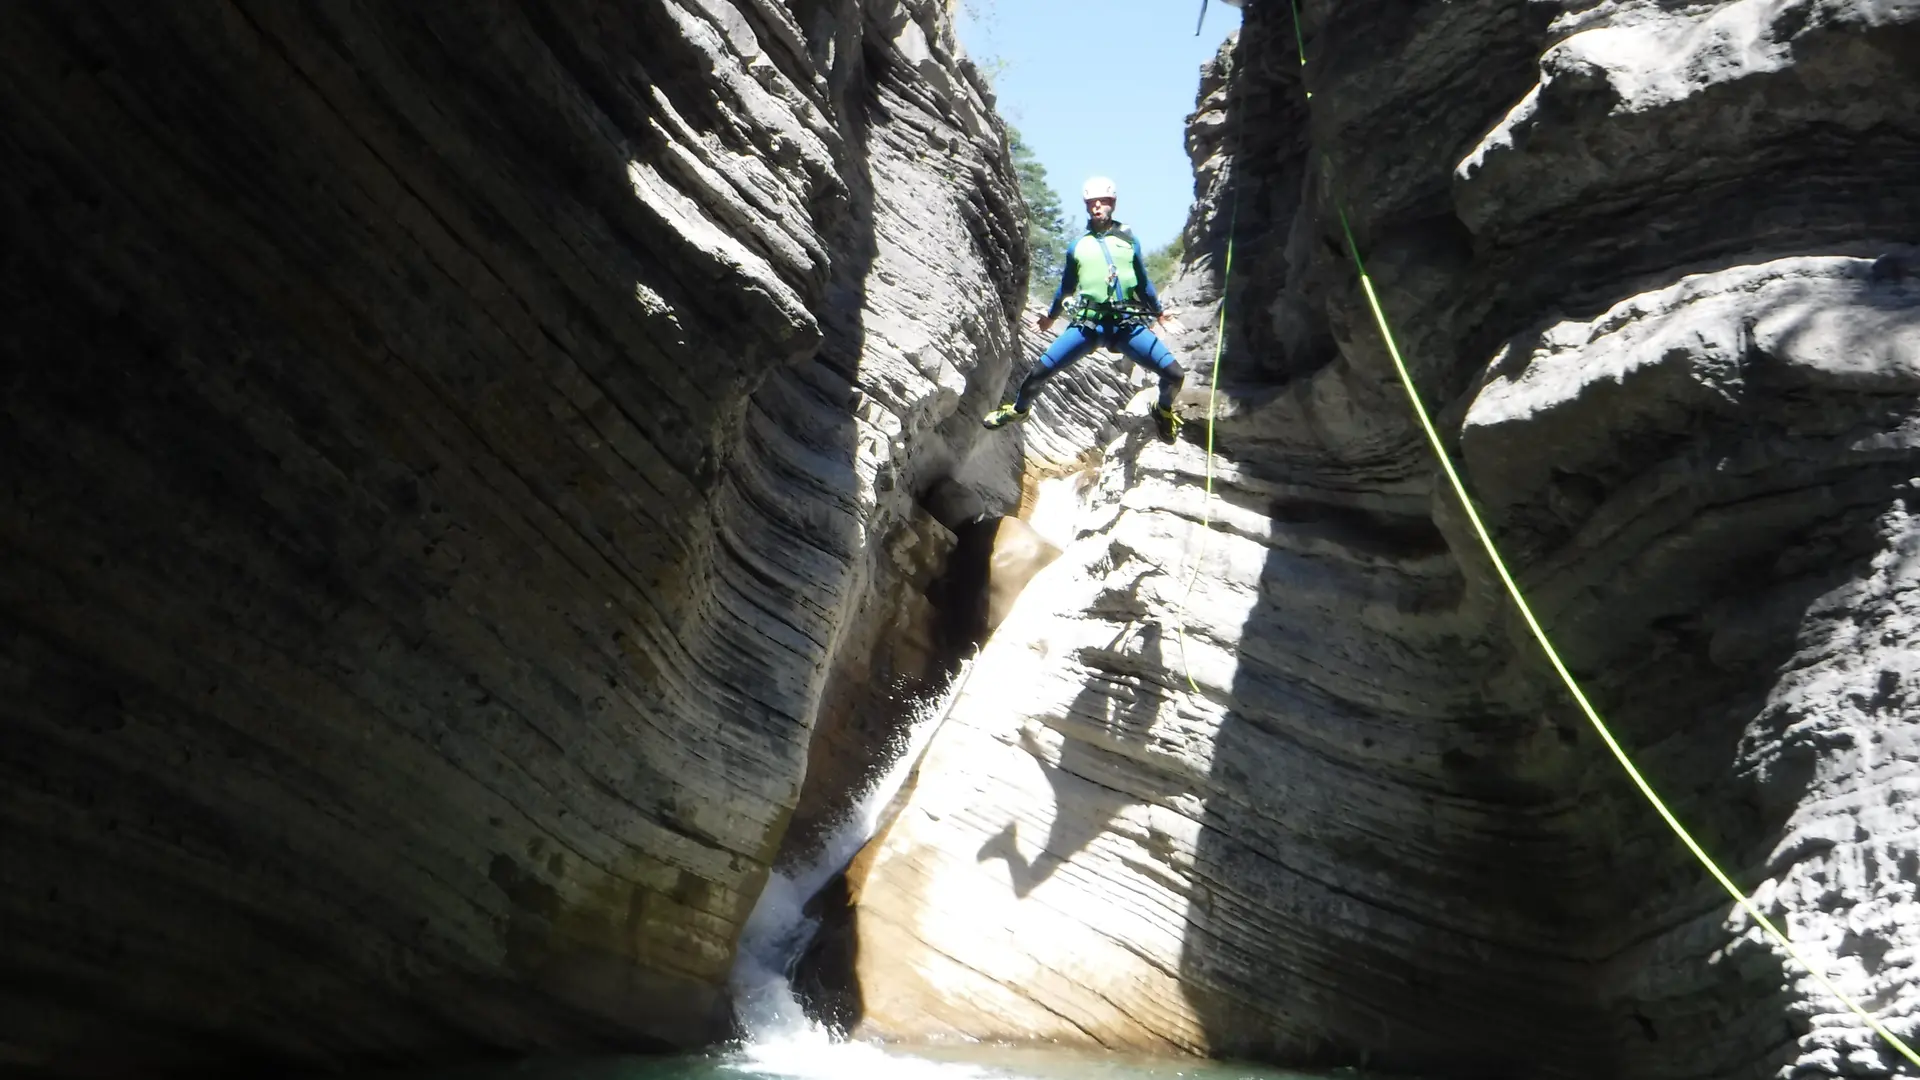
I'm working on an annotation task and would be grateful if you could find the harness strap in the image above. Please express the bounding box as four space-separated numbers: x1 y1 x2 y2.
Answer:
1067 299 1153 332
1088 229 1122 302
1068 229 1142 330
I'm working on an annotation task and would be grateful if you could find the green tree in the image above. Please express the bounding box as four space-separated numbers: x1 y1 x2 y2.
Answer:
1145 235 1184 286
1007 126 1069 301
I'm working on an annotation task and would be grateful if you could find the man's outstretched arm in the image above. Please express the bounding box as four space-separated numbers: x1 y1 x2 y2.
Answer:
1046 243 1079 320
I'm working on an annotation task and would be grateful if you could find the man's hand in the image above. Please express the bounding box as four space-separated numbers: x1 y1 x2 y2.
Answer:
1036 313 1056 334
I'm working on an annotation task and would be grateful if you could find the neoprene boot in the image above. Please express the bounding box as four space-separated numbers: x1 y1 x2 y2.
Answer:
982 403 1029 429
1152 403 1181 444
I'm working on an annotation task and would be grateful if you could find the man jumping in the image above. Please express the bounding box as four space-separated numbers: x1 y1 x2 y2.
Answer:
983 176 1186 443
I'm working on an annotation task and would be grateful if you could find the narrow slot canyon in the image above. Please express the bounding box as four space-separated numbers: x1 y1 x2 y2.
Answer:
1 2 1918 1079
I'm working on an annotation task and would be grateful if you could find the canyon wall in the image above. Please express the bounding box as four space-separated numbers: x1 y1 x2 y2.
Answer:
0 0 1023 1072
845 2 1920 1077
6 0 1917 1076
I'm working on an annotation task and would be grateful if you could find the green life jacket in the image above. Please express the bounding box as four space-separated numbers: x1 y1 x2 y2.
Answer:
1069 225 1141 309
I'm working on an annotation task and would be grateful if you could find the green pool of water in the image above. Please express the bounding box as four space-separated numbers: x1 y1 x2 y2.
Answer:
410 1040 1336 1080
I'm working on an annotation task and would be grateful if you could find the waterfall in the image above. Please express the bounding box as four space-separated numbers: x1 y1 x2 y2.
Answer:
728 658 977 1047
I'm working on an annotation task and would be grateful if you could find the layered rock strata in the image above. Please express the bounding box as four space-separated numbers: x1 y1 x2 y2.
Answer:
0 0 1022 1073
846 3 1920 1077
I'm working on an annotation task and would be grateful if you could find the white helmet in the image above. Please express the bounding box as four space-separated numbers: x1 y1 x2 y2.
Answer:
1081 176 1117 201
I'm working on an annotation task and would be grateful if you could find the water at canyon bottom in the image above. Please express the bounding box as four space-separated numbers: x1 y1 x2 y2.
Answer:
407 1044 1324 1080
406 663 1332 1080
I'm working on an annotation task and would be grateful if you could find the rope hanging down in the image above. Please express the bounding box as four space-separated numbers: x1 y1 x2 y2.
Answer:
1336 202 1920 1074
1286 0 1920 1065
1170 73 1240 698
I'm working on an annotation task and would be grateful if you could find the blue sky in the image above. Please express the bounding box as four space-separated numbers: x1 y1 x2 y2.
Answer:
955 0 1242 252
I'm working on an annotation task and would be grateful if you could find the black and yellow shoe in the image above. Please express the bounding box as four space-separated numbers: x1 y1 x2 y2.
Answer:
1152 403 1182 444
982 403 1029 429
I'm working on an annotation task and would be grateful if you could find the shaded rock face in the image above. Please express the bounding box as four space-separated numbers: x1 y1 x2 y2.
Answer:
0 0 1021 1073
849 2 1920 1077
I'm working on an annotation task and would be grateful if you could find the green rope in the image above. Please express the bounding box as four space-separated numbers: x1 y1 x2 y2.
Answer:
1335 205 1920 1073
1171 62 1241 699
1292 0 1918 1063
1288 0 1307 68
1170 233 1231 698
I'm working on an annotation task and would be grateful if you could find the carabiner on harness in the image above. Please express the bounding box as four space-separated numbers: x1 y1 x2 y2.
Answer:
1067 296 1156 332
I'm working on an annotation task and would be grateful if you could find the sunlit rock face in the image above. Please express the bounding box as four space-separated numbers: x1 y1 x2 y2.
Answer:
849 2 1920 1076
0 0 1021 1072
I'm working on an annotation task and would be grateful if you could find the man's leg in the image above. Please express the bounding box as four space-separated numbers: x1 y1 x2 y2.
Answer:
1118 325 1187 441
985 326 1097 428
1017 326 1101 410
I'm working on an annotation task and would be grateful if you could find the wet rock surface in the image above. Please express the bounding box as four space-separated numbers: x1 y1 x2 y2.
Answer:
849 2 1920 1077
4 0 1917 1076
0 0 1021 1072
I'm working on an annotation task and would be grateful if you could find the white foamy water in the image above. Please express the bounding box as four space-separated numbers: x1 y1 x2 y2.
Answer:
727 659 977 1054
403 667 1329 1080
1026 472 1091 550
724 1034 1006 1080
703 661 1319 1080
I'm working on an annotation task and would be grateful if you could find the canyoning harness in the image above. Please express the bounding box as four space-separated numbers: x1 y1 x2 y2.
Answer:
1073 228 1141 300
1063 226 1158 330
1087 226 1127 300
1064 297 1160 332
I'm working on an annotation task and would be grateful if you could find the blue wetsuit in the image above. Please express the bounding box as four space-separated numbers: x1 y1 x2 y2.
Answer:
1014 222 1184 413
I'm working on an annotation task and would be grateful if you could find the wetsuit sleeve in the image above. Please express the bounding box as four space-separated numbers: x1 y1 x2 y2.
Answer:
1047 240 1078 319
1131 236 1162 314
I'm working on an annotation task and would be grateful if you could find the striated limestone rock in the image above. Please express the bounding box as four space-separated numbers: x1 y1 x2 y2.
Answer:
0 0 1021 1073
848 2 1920 1077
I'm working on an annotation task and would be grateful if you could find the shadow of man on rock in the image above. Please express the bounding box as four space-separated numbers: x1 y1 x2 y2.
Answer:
976 619 1186 898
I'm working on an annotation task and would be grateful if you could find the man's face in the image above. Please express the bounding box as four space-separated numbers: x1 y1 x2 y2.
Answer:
1086 197 1115 224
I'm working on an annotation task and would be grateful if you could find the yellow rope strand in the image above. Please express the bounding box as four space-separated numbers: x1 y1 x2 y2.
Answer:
1171 228 1232 697
1171 74 1241 699
1272 0 1917 1063
1333 203 1920 1070
1171 8 1914 1057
